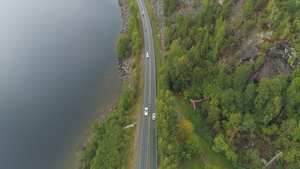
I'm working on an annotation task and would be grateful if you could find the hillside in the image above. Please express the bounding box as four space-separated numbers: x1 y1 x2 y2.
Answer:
151 0 300 168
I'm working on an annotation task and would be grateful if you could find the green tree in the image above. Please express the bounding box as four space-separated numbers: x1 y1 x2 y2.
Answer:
213 134 229 153
286 77 300 119
92 120 99 132
116 34 130 58
244 82 256 113
233 65 248 92
156 90 180 168
163 0 179 16
175 55 193 90
165 26 175 50
213 134 237 162
178 120 194 145
254 76 285 125
218 67 232 90
245 149 262 169
185 133 201 157
243 0 254 20
242 113 256 132
212 17 226 61
220 4 230 19
221 88 236 116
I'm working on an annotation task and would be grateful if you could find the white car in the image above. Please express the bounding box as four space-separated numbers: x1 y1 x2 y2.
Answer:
146 52 149 58
152 113 156 121
142 12 144 16
144 107 148 116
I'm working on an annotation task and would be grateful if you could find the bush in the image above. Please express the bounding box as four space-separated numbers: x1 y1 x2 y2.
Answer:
116 34 131 58
244 20 254 30
185 133 202 157
255 53 266 70
261 41 272 51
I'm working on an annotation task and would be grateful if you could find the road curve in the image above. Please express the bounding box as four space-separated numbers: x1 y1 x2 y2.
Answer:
136 0 157 168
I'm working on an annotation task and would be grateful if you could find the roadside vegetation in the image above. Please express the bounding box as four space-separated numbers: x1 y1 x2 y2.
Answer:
77 0 143 168
116 0 142 59
150 0 300 168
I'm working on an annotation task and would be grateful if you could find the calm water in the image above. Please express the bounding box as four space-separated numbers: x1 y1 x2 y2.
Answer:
0 0 122 169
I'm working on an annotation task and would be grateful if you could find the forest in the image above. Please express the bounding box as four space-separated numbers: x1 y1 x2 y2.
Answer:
156 0 300 168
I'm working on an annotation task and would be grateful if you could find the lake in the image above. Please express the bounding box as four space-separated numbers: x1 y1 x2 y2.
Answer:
0 0 122 168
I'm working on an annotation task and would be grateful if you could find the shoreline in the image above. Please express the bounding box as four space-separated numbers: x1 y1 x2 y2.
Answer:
78 0 131 151
76 0 143 167
117 0 133 82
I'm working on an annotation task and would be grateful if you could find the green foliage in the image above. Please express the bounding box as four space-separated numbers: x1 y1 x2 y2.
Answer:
218 68 232 90
244 20 255 31
286 77 300 119
254 0 268 11
292 16 300 32
223 34 239 51
261 41 272 51
160 0 300 167
255 53 266 70
92 120 99 132
77 134 99 169
157 90 180 168
288 58 294 65
205 164 218 169
116 1 141 59
242 113 256 132
213 134 237 163
178 120 194 146
235 17 242 28
220 4 230 19
78 79 138 169
243 0 254 20
245 149 262 168
185 133 201 157
244 82 257 113
272 12 291 40
116 33 131 58
213 18 227 61
164 26 175 50
164 0 179 16
242 24 248 38
212 134 229 153
233 65 248 92
255 76 285 125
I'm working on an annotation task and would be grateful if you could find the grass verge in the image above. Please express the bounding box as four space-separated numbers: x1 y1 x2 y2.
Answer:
126 10 145 169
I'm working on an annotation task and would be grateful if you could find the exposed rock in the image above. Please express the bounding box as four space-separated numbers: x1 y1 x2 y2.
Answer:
117 0 134 82
256 58 291 79
178 0 201 14
148 0 165 49
117 55 134 81
119 0 131 34
240 46 258 62
255 42 298 80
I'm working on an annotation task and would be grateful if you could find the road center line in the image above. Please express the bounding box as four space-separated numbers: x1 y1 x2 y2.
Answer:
139 0 152 168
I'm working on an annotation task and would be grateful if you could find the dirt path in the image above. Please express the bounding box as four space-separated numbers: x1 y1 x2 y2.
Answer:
177 104 185 122
176 99 212 165
199 146 211 164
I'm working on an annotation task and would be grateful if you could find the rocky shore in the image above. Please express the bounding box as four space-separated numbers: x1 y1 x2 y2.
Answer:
118 0 133 81
95 0 132 124
119 0 131 34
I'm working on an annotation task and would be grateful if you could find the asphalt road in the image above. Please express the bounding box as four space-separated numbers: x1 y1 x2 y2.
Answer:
136 0 157 168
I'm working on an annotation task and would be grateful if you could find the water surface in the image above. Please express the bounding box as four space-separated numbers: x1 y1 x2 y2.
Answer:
0 0 122 168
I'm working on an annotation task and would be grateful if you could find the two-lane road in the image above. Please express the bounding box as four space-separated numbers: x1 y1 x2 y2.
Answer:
136 0 157 168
